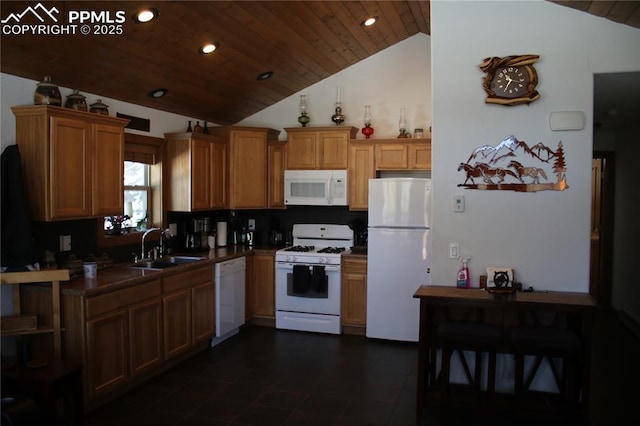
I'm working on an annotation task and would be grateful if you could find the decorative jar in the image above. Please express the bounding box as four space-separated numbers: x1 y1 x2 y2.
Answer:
64 89 88 111
34 76 62 106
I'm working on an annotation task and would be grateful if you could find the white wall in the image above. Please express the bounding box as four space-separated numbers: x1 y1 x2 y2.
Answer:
1 73 192 151
429 0 640 292
238 33 432 140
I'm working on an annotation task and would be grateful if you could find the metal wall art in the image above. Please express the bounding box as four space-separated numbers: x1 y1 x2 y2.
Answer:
457 135 568 192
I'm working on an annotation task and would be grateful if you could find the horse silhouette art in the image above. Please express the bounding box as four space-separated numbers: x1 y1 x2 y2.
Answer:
458 163 483 184
507 160 548 184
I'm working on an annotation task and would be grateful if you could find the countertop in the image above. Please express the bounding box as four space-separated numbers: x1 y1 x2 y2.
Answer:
60 245 281 297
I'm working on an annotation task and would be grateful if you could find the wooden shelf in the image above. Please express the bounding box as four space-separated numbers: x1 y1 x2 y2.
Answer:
0 269 70 362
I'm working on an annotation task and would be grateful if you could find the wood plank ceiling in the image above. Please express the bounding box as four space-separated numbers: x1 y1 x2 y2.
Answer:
0 1 638 126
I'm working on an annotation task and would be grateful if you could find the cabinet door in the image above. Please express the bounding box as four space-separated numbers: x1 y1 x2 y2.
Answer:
318 131 348 169
408 143 431 170
268 143 286 208
211 141 228 209
49 115 92 219
229 130 267 208
163 290 191 360
348 143 375 210
341 259 367 327
191 139 212 210
129 298 163 377
92 123 124 216
375 144 408 170
192 282 215 345
286 132 317 169
251 255 275 318
86 310 128 399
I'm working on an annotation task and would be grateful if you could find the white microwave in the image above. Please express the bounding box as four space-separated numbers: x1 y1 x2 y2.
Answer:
284 170 348 206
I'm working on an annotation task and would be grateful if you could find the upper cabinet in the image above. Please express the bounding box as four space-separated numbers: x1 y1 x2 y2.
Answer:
12 105 127 221
207 126 280 209
285 127 357 170
375 140 432 170
347 139 431 211
164 132 227 212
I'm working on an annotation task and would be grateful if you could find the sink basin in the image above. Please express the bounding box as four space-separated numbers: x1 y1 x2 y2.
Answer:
129 255 205 270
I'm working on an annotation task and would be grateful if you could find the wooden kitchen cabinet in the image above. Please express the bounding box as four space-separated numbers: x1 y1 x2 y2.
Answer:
285 127 357 169
84 278 162 400
12 105 127 221
207 126 280 209
250 254 275 320
268 141 287 208
348 142 376 211
164 132 227 211
128 298 163 377
341 257 367 333
375 139 432 170
163 265 215 359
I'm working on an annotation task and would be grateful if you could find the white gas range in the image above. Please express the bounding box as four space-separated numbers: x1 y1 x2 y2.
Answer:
275 224 353 334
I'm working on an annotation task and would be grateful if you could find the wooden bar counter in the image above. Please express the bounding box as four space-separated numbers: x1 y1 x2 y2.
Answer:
413 285 597 423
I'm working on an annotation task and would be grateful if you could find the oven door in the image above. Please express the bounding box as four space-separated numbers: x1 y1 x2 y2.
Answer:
275 262 341 315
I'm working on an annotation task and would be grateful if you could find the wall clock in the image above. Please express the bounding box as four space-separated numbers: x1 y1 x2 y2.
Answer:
479 54 540 106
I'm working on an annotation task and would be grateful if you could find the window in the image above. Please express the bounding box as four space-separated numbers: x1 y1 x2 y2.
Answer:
103 161 150 231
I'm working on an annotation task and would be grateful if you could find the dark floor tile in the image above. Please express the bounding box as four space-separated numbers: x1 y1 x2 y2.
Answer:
176 414 229 426
337 398 396 425
232 404 292 426
255 388 307 410
296 393 349 418
213 382 268 403
193 398 249 422
122 406 187 426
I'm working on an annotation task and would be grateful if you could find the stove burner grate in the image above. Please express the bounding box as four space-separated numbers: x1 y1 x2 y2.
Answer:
317 247 347 254
284 245 315 252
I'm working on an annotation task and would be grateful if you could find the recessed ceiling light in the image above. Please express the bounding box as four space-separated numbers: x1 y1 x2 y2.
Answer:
257 71 274 81
199 43 219 55
133 8 159 24
361 16 378 27
148 88 168 98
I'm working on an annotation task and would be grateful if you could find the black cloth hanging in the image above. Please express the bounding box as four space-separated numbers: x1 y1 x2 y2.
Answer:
292 264 310 294
1 145 35 269
311 265 327 293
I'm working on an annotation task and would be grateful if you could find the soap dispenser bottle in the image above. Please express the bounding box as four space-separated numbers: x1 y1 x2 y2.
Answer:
456 257 471 288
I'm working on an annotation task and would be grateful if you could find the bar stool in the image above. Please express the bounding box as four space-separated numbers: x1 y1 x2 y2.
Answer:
437 321 503 422
509 325 582 419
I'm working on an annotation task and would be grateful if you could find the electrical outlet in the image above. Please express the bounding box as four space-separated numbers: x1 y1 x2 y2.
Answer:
59 235 71 252
248 219 256 231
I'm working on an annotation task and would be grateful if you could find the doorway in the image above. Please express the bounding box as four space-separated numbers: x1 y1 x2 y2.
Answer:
590 151 614 307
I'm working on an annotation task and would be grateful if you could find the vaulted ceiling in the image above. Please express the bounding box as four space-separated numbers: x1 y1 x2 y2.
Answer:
1 1 638 126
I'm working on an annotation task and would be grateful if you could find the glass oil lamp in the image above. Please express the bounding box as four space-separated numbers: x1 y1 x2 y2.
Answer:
398 107 409 138
298 95 310 127
331 86 345 126
361 105 374 139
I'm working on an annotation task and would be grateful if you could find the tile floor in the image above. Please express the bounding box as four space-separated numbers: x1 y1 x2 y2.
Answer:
84 307 639 426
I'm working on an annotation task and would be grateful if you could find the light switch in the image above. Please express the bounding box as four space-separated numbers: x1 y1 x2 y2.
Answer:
453 195 465 212
59 235 71 252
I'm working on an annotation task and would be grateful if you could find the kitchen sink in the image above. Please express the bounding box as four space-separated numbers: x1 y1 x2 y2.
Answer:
130 255 205 270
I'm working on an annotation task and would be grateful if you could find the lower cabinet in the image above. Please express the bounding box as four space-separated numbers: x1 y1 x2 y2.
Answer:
162 289 192 360
75 264 215 406
162 265 215 359
250 254 275 319
129 298 163 377
84 278 162 400
85 310 128 399
341 257 368 332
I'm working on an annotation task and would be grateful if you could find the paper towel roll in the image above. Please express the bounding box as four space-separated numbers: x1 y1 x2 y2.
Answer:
216 222 227 247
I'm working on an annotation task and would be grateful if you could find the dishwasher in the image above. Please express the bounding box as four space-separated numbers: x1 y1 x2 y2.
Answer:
211 256 246 347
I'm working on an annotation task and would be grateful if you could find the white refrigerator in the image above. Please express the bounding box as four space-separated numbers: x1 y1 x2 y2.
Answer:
366 178 431 342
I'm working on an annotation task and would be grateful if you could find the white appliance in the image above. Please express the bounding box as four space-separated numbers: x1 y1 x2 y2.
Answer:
212 256 246 347
284 170 348 206
366 178 431 342
275 224 353 334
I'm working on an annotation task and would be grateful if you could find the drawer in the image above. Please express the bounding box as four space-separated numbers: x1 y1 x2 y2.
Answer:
163 266 213 293
342 258 367 274
86 279 161 319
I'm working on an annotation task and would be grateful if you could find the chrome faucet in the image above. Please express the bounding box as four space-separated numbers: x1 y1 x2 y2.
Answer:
141 227 162 260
